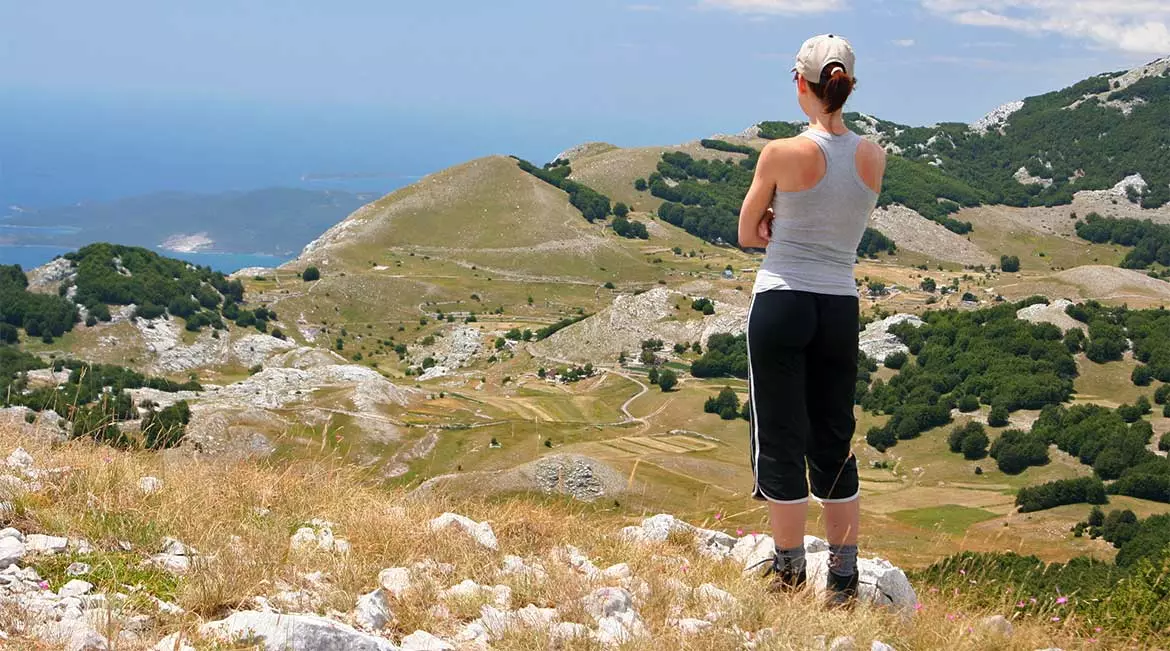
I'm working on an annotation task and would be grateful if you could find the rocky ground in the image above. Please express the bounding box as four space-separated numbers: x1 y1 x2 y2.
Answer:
0 434 1097 651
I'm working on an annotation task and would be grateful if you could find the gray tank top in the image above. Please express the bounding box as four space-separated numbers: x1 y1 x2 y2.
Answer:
752 129 878 297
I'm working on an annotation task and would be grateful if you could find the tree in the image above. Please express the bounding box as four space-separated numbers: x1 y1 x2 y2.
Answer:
1088 506 1106 527
884 352 908 370
958 395 981 412
1000 255 1021 272
657 370 678 392
302 266 320 282
648 368 660 385
613 202 629 218
920 278 937 293
1159 432 1170 453
867 281 887 296
988 404 1010 427
962 428 990 460
1132 365 1154 386
634 178 648 192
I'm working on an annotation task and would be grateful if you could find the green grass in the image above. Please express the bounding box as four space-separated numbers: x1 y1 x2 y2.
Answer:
32 551 180 603
890 505 999 536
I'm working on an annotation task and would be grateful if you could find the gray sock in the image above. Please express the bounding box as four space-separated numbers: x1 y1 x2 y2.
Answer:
774 545 806 574
829 544 858 578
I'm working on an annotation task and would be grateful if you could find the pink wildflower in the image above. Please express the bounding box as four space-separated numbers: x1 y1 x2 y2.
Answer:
1051 616 1061 622
1016 601 1026 608
38 580 49 590
959 569 966 575
946 613 956 621
714 512 723 521
1056 596 1068 605
736 528 744 536
1094 627 1102 633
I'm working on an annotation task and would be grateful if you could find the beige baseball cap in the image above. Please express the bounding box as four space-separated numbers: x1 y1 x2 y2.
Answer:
792 34 856 82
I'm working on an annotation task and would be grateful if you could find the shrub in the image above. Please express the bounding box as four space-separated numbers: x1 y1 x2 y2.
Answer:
988 404 1010 427
1000 255 1021 272
302 266 320 282
657 370 678 392
957 395 980 412
883 351 908 370
1016 477 1107 512
990 429 1049 474
1160 432 1170 452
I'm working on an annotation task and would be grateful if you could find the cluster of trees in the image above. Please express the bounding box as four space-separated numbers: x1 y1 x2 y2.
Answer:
55 244 274 336
505 328 535 342
0 264 79 343
1000 255 1021 272
690 297 715 315
853 351 879 404
535 314 588 340
1 355 197 450
947 421 989 460
862 300 1076 452
515 158 613 222
857 228 896 257
611 215 649 239
1075 508 1170 569
546 364 595 383
848 71 1170 210
690 333 748 379
699 139 755 155
1016 476 1107 512
876 156 980 233
703 386 747 420
1076 213 1170 269
988 428 1050 474
1030 402 1170 503
1066 301 1170 386
647 367 678 392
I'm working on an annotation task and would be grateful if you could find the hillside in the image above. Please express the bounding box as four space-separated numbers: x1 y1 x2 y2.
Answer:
0 425 1160 650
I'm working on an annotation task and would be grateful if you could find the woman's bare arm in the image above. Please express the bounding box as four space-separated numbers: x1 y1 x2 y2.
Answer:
738 144 783 249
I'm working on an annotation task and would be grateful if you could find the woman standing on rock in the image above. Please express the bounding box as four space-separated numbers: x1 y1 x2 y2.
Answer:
736 34 886 606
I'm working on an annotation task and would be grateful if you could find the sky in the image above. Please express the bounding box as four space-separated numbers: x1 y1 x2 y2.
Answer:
1 0 1167 198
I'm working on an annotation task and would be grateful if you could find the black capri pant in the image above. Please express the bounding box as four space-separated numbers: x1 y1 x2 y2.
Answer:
747 289 860 503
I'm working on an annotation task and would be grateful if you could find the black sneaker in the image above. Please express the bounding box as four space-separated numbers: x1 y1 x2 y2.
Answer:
748 555 807 593
825 571 859 608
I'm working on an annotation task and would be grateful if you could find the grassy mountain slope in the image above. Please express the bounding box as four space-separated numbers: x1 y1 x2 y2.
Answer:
0 423 1152 650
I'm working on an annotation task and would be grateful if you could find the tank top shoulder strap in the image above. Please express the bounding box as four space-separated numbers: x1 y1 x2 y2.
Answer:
797 129 860 176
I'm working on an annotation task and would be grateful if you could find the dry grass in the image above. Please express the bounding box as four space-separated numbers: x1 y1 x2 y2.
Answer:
0 424 1117 650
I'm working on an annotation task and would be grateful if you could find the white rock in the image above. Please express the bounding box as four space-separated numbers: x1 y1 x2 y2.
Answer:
6 448 34 471
400 630 454 651
696 583 738 611
0 536 25 568
478 604 513 639
454 620 490 646
66 562 92 576
830 636 858 651
602 563 632 579
65 627 109 651
354 589 392 631
290 527 319 552
732 534 775 572
804 552 917 615
553 544 600 576
515 604 559 629
138 476 164 494
59 579 93 598
674 618 712 635
160 537 197 557
490 584 512 609
499 555 547 581
872 642 897 651
200 611 398 651
583 586 636 621
378 567 412 598
596 614 647 646
980 614 1014 637
25 533 69 554
428 513 498 550
151 632 195 651
146 553 191 574
550 622 592 644
804 535 830 553
149 595 185 616
441 579 484 601
0 527 23 541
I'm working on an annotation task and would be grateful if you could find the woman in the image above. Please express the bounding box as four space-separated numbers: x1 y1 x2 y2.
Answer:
737 34 886 606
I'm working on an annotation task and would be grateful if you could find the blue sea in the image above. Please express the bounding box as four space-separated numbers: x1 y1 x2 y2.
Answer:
0 91 581 273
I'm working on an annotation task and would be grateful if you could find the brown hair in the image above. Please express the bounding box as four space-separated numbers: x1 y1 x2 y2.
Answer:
806 64 855 114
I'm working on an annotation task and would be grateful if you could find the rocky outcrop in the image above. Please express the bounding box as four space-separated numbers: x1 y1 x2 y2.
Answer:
859 314 924 363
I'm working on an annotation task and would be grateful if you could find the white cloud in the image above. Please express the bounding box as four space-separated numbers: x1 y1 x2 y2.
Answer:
700 0 847 14
920 1 1170 55
892 39 916 47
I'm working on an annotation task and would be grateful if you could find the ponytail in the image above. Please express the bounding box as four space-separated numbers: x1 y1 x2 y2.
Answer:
808 64 855 114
